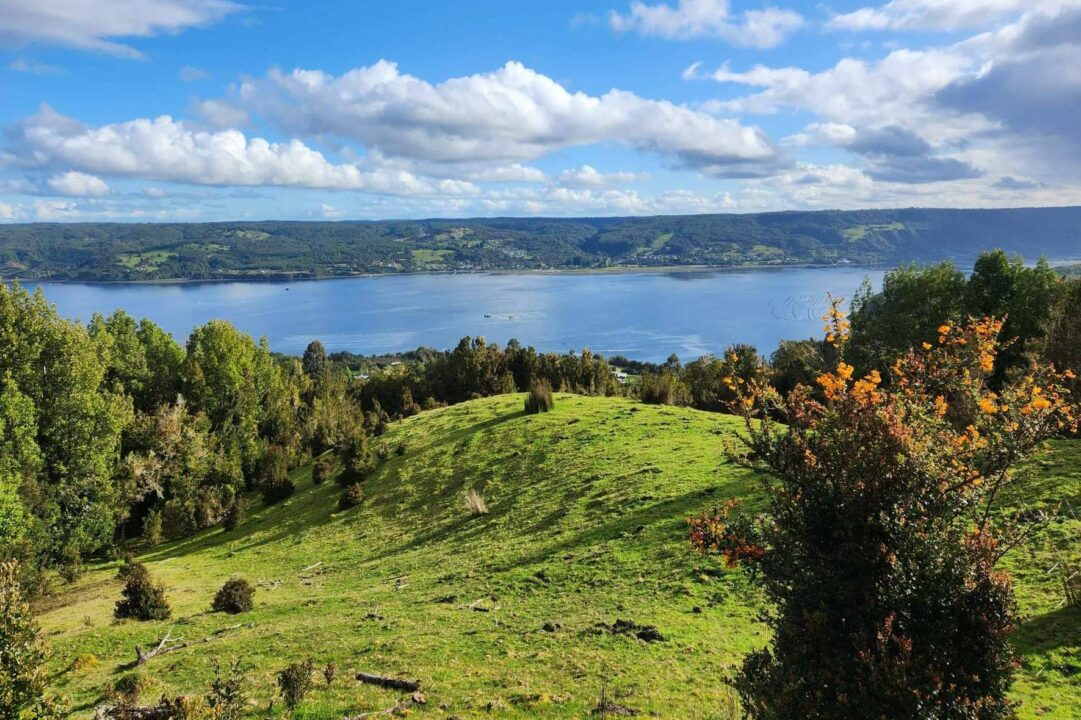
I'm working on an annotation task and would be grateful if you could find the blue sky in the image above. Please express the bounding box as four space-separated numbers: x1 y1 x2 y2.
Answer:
0 0 1078 221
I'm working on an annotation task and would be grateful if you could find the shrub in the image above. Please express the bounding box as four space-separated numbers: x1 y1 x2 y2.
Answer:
221 497 247 532
116 558 144 582
338 484 364 511
212 578 255 614
142 510 164 546
109 672 150 703
207 658 247 720
312 454 335 485
338 433 374 486
376 444 391 462
639 370 683 405
260 476 295 505
114 563 171 621
465 488 489 516
524 379 554 414
322 662 337 687
1 561 63 720
277 659 314 709
395 441 407 457
691 308 1077 719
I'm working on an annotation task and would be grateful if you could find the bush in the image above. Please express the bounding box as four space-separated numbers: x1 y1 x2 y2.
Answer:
639 370 683 405
221 497 247 532
692 311 1077 719
260 475 295 505
142 510 164 546
277 659 314 709
523 379 554 414
395 441 407 457
1 561 63 720
465 488 489 516
212 578 255 614
322 662 337 687
338 484 364 511
108 673 151 703
338 433 374 486
207 658 247 720
312 454 335 485
114 563 171 621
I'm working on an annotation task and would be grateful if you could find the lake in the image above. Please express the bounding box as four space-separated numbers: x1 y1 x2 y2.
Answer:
26 266 886 362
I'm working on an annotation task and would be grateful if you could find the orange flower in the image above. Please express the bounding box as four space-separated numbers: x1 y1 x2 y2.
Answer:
978 395 1000 415
933 395 948 417
836 362 855 381
979 353 995 372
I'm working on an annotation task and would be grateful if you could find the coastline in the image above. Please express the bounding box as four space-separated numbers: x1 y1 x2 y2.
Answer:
9 260 883 286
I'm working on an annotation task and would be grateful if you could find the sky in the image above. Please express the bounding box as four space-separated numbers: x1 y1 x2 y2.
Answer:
0 0 1079 222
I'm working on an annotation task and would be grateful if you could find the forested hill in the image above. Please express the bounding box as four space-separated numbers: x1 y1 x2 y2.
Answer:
2 206 1080 281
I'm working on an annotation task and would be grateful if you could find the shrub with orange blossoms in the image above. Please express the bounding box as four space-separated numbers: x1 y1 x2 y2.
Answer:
689 309 1076 720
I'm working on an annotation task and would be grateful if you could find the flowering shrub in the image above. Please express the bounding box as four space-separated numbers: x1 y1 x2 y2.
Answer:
690 299 1076 719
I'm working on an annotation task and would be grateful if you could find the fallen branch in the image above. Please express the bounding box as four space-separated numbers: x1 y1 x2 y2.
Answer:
342 693 425 719
300 561 323 573
133 623 252 666
355 672 421 692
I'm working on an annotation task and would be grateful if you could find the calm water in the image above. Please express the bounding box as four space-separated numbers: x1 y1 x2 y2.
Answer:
26 267 885 362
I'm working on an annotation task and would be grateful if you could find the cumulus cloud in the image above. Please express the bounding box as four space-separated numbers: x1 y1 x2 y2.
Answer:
463 163 547 183
935 4 1081 166
4 105 476 196
0 201 14 219
46 170 109 196
224 60 780 177
610 0 802 48
827 0 1068 32
0 0 241 58
556 165 644 187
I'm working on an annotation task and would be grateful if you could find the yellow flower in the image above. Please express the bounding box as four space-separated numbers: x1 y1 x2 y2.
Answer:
938 324 951 335
836 362 854 381
979 353 994 372
978 395 999 415
933 395 948 417
922 342 933 351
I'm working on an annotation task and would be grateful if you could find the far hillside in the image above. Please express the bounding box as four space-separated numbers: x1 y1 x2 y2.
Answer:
2 206 1080 280
39 395 1080 719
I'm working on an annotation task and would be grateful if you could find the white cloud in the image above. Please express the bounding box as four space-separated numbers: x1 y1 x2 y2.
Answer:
179 65 209 82
463 163 547 183
610 0 802 48
5 105 476 196
192 98 249 128
0 0 241 58
226 60 780 177
827 0 1070 32
46 170 109 196
556 165 645 187
8 57 64 74
0 201 15 219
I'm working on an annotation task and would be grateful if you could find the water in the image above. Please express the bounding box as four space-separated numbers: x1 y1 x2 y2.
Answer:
25 267 885 362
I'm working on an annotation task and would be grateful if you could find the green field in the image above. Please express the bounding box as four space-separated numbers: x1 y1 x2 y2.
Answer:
39 395 1080 718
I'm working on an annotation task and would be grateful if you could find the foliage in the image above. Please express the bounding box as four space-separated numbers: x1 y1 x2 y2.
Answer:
0 561 63 720
207 658 247 720
4 209 1081 281
311 454 335 485
692 303 1077 719
276 659 313 709
338 433 374 486
524 379 555 414
257 446 293 505
322 662 336 687
638 369 685 405
29 395 1081 718
114 563 171 621
337 484 364 511
211 578 255 614
108 672 150 703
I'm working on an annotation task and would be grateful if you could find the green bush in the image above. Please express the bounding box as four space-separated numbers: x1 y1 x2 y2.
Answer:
221 497 247 532
523 379 554 414
211 578 255 614
114 563 171 621
312 454 335 485
207 658 247 720
277 659 314 709
338 484 364 511
639 370 683 405
109 672 150 703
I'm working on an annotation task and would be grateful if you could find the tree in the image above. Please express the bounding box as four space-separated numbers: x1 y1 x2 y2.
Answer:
1 561 63 720
691 302 1076 719
302 340 328 383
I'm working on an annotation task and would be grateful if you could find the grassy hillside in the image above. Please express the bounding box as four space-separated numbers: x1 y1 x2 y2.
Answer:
38 395 1080 719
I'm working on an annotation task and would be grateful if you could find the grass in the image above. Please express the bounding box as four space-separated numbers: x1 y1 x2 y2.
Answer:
842 221 905 241
410 248 456 268
116 250 177 271
38 395 1079 718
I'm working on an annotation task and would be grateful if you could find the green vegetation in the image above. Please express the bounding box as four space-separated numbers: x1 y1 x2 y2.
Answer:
33 395 1080 718
2 207 1080 281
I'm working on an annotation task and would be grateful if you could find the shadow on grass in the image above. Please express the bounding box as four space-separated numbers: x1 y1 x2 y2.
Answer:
1014 604 1081 657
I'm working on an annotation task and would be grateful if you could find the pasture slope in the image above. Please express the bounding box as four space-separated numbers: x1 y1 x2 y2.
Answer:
38 395 1080 719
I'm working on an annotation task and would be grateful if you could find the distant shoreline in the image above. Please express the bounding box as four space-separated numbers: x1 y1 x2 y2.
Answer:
10 261 893 286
